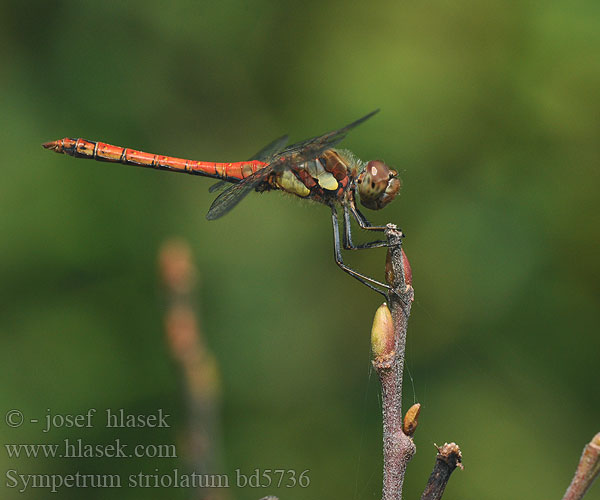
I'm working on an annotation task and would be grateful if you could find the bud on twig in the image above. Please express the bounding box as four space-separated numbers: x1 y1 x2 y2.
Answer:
403 403 421 437
386 247 412 289
371 303 395 366
400 248 412 287
159 239 197 294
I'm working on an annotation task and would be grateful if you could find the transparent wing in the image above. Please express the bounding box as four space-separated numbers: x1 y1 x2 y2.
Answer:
249 134 289 161
272 109 379 169
205 167 272 220
206 110 379 219
208 180 229 193
208 134 289 193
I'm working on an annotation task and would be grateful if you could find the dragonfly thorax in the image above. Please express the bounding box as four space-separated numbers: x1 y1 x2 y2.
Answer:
356 160 401 210
270 149 355 203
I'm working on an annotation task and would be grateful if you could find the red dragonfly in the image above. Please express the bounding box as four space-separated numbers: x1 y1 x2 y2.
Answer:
43 110 402 296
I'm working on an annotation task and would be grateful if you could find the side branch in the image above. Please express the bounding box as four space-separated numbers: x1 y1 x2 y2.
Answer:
421 443 463 500
562 432 600 500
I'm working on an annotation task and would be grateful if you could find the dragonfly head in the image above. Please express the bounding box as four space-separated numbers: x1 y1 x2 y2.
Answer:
357 160 401 210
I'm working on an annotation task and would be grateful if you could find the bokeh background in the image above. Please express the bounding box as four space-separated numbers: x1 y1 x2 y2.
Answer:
1 0 599 499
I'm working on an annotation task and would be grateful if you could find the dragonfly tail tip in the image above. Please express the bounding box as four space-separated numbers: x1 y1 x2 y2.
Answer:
42 141 59 151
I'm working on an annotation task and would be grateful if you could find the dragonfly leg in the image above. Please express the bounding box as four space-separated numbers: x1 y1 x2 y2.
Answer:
331 206 390 297
343 204 388 250
349 201 405 236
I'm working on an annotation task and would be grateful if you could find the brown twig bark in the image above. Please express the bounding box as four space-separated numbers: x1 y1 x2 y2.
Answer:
421 443 463 500
562 432 600 500
371 225 415 500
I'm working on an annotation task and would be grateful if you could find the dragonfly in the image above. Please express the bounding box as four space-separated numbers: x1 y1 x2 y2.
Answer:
43 110 402 297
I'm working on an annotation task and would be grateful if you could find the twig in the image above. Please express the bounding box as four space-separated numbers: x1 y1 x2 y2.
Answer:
159 239 224 500
421 443 463 500
562 432 600 500
371 225 415 500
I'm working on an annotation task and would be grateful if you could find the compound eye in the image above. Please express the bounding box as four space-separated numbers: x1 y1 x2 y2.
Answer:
366 160 391 184
358 161 400 210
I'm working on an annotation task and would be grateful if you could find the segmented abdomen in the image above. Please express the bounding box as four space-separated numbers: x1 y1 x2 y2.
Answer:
43 137 266 183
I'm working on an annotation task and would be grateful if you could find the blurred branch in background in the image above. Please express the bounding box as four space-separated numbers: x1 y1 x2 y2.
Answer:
159 239 225 500
562 432 600 500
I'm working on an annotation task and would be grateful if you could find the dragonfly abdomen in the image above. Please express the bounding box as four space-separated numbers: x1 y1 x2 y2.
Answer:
42 137 266 183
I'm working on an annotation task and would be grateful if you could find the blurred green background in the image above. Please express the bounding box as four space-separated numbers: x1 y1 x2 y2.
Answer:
1 0 599 499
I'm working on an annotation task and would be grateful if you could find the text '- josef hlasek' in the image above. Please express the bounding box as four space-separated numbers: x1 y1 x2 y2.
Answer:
34 409 170 433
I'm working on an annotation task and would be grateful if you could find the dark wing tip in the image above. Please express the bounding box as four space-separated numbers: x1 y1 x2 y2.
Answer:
341 109 380 131
206 201 225 220
208 180 227 193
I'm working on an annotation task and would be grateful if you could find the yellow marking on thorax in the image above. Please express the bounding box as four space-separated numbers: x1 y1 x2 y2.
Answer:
277 170 311 197
307 161 339 190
